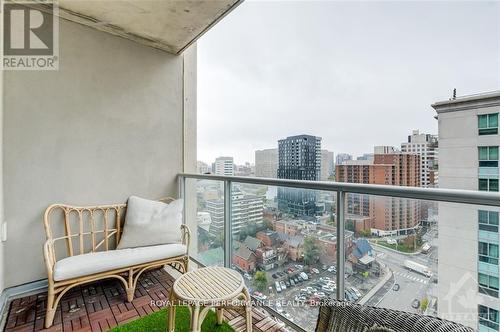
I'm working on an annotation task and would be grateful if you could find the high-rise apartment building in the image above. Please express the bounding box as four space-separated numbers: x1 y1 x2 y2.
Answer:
401 130 439 188
336 153 353 165
321 149 334 181
214 156 234 176
336 150 421 235
206 189 264 237
277 135 321 216
197 161 209 174
255 148 278 178
432 91 500 330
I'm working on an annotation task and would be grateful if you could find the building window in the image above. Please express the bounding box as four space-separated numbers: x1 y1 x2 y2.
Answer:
479 113 499 135
479 305 500 331
479 273 500 297
480 210 500 233
479 242 499 265
479 147 499 167
480 179 500 192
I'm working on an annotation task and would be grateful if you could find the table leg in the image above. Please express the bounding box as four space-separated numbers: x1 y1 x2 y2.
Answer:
243 288 253 332
189 304 201 332
216 308 224 325
167 291 176 332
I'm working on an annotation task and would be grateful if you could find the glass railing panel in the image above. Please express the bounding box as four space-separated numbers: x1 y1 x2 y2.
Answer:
229 182 338 331
348 194 438 315
185 178 225 267
345 193 500 331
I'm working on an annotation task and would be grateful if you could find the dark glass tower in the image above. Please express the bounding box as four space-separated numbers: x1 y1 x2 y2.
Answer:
277 135 321 216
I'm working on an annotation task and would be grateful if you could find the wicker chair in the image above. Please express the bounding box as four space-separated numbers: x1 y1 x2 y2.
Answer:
43 197 190 328
315 300 474 332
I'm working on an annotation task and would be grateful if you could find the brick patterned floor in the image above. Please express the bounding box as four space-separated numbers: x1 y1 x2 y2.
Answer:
3 269 291 332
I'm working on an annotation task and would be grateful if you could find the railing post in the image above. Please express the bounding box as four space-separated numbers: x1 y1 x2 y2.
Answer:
336 190 345 300
179 175 186 225
224 180 232 268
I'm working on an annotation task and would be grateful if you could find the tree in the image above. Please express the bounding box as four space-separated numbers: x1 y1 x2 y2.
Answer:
420 297 429 312
303 236 320 266
253 271 268 292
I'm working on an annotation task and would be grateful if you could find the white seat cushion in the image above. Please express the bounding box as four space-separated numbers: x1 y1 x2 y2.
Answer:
53 243 186 281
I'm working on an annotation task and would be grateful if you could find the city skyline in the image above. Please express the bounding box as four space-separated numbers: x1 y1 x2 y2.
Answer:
197 1 499 164
196 130 431 166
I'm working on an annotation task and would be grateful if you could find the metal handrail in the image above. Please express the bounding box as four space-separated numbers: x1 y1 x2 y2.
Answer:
178 172 500 332
179 173 500 207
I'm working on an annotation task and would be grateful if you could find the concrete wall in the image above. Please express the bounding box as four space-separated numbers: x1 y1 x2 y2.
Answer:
0 10 4 293
2 19 196 287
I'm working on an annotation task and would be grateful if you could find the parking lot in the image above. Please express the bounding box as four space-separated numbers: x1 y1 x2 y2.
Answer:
246 262 383 331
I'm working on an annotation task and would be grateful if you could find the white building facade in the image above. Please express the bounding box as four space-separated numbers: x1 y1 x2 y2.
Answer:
401 130 439 188
433 91 500 331
214 156 234 176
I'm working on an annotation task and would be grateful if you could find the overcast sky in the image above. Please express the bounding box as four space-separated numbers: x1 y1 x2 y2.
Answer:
197 0 500 165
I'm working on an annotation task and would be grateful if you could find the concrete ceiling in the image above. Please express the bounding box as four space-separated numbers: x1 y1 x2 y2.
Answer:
20 0 242 54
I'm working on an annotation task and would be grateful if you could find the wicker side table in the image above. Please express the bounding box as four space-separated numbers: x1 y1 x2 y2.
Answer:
167 266 252 332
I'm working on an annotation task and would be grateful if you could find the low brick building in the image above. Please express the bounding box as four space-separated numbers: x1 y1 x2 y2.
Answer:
233 246 256 273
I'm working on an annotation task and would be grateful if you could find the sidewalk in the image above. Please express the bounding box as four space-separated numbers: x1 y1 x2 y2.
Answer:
358 262 392 305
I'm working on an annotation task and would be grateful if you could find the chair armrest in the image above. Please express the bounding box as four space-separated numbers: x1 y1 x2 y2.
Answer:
43 239 56 281
180 224 191 256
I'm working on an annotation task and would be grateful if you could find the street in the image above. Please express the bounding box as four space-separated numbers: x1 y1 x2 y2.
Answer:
366 224 438 314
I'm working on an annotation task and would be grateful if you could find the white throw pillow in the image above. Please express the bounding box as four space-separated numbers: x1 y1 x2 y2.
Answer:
116 196 183 250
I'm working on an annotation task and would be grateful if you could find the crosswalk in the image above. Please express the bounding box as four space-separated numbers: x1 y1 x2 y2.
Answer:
393 270 428 284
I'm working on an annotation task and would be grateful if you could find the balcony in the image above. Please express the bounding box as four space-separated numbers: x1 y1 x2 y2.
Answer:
1 1 499 332
2 172 498 332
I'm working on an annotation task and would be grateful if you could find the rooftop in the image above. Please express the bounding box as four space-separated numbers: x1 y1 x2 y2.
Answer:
432 90 500 112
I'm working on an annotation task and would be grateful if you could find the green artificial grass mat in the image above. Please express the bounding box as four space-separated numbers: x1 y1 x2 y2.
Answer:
109 306 235 332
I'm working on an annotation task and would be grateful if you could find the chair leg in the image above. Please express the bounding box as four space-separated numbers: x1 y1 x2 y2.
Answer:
167 291 176 332
126 268 135 302
44 287 58 328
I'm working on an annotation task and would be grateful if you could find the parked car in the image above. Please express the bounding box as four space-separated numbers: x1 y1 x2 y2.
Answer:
344 290 354 301
311 268 320 274
346 289 358 301
253 291 267 300
285 280 291 287
244 273 251 280
275 281 282 293
314 291 326 298
328 265 336 273
322 285 335 293
351 287 362 298
300 272 309 280
322 265 328 270
295 264 303 270
272 273 278 279
290 278 295 286
280 281 287 290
